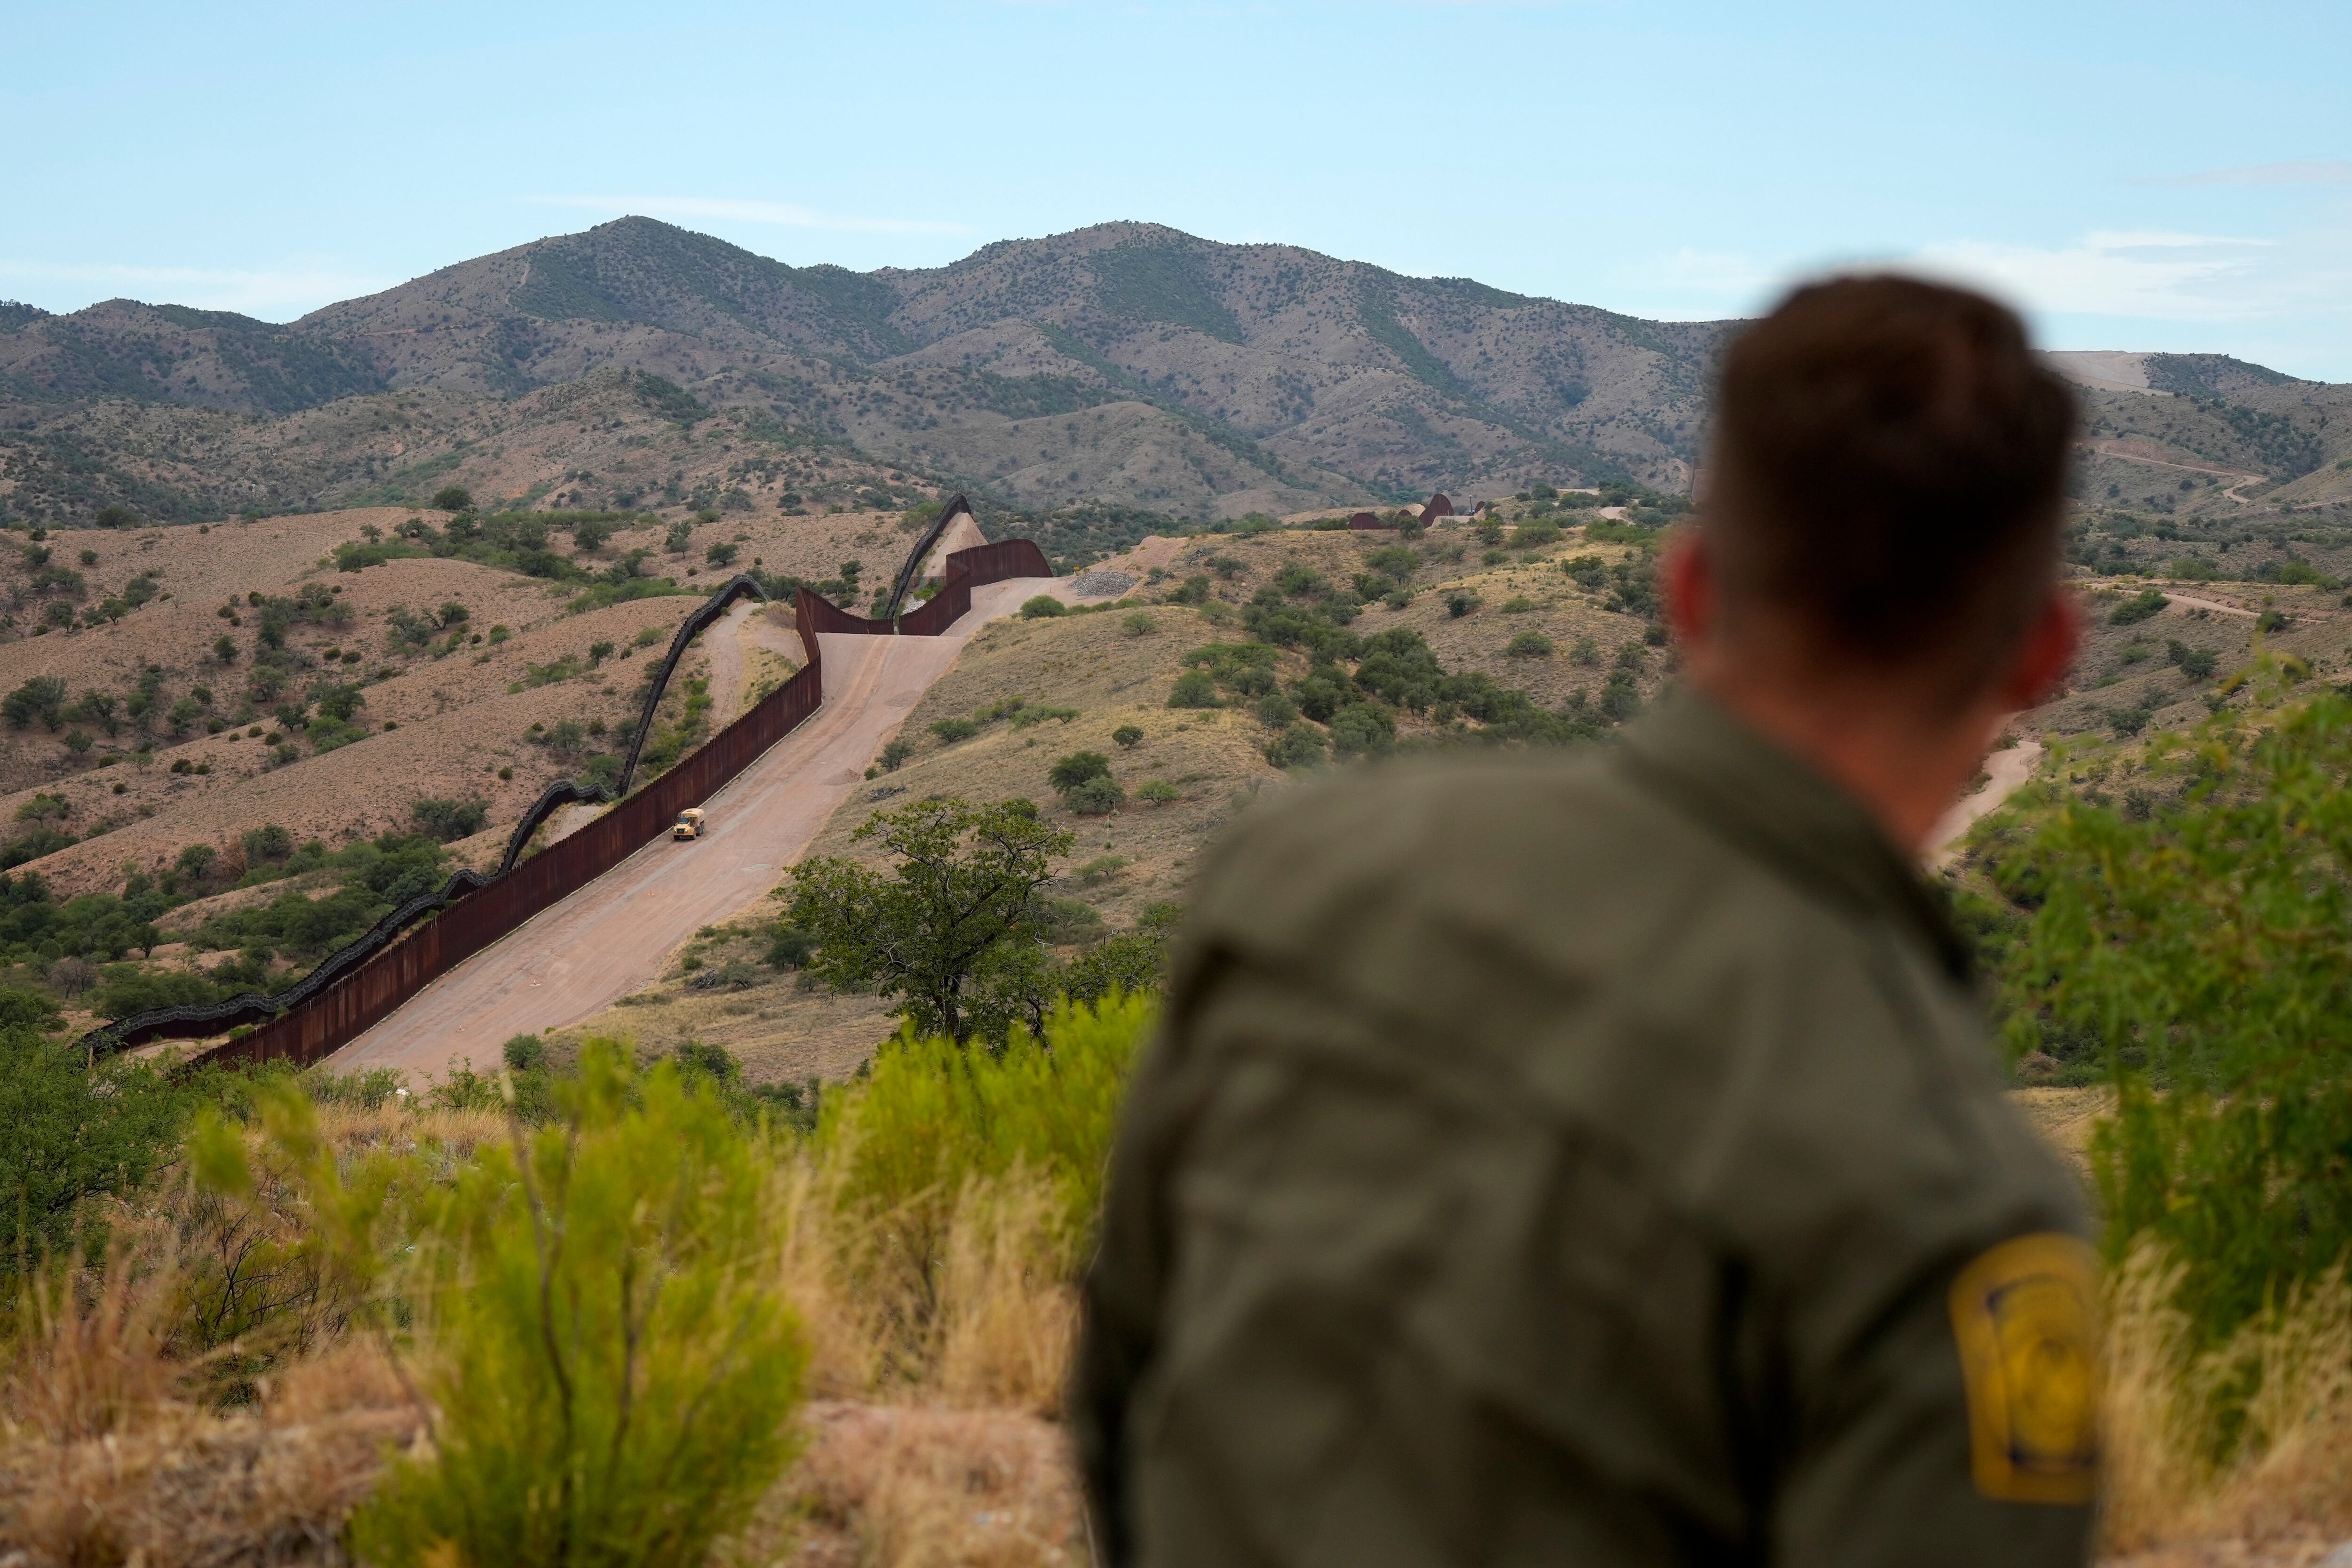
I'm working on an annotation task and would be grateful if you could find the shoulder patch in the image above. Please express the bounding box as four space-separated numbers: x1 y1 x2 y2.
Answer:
1948 1232 2100 1504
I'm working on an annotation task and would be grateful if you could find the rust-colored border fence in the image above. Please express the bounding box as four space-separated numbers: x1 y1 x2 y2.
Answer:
95 538 1048 1074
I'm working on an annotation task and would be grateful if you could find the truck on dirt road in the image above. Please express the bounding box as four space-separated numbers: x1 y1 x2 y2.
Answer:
672 808 706 840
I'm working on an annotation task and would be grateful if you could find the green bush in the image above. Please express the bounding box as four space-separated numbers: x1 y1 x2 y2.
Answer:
816 993 1153 1247
2109 588 2170 625
431 486 474 513
1506 630 1556 658
1135 779 1182 804
413 796 489 842
1019 595 1065 620
1265 723 1328 770
2 1012 184 1271
1066 776 1125 815
1111 724 1144 748
1048 751 1112 795
930 716 980 744
1167 668 1223 705
2004 687 2352 1342
230 1044 815 1568
765 923 816 970
1328 703 1396 758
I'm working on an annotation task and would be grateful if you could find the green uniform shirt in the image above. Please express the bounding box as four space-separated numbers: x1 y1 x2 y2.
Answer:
1076 694 2096 1568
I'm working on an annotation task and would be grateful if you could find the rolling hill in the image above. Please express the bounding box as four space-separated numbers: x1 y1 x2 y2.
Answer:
3 219 1734 522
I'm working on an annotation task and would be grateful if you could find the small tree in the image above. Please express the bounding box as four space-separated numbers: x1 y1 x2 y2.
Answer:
431 485 474 514
2005 684 2352 1343
413 797 489 842
787 798 1073 1043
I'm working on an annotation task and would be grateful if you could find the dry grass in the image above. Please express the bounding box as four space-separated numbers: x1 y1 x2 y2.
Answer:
0 1098 1082 1567
766 1402 1083 1568
2102 1248 2352 1558
0 1249 421 1567
11 1063 2352 1566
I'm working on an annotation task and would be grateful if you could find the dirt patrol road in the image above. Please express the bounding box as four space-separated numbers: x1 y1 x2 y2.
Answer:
330 574 1088 1079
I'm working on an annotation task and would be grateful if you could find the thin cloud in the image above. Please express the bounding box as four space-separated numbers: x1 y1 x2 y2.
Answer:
1907 231 2274 321
528 195 967 236
2150 160 2352 187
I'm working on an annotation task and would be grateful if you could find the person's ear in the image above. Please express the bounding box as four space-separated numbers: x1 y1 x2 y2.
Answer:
1664 529 1713 649
1994 590 2081 710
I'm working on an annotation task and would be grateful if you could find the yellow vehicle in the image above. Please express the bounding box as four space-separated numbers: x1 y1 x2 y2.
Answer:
672 808 707 841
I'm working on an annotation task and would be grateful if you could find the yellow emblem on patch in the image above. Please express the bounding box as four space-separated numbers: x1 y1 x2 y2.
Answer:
1948 1232 2100 1504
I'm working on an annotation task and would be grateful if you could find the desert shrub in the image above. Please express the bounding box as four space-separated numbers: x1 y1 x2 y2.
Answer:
1167 669 1219 708
817 993 1152 1251
1253 691 1298 728
2005 686 2352 1344
2110 705 2153 737
1048 752 1112 796
1446 590 1479 618
431 486 473 513
930 716 979 744
1111 724 1143 749
1167 573 1211 605
1075 854 1129 886
2110 588 2170 626
501 1033 547 1071
1514 519 1563 549
876 738 914 772
2 1018 184 1272
2168 642 2219 681
1019 596 1065 620
1135 778 1182 804
1121 611 1155 637
241 824 295 863
4 676 68 732
1328 703 1396 758
1265 723 1327 770
1506 630 1556 658
1065 776 1125 816
198 1045 810 1568
412 797 489 842
765 923 816 971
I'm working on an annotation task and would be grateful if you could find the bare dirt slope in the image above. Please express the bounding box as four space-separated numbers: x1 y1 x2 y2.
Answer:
329 575 1071 1079
0 504 913 897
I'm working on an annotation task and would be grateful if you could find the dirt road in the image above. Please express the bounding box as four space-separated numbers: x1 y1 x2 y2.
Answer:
331 577 1063 1079
1928 738 2043 864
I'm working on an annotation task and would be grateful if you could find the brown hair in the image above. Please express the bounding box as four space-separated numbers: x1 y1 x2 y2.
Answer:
1703 275 2076 689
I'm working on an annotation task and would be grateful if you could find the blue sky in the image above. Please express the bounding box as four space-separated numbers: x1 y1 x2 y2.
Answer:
7 0 2351 377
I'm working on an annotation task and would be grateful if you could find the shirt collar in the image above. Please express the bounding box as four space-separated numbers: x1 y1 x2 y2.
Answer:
1614 692 1974 983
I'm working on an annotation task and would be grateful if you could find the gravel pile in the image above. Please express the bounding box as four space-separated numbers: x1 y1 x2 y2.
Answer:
1067 570 1137 599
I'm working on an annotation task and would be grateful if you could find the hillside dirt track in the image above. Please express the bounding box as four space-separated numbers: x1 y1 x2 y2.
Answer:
330 573 1087 1079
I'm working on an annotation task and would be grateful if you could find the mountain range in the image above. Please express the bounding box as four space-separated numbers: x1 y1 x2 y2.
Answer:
4 218 2350 528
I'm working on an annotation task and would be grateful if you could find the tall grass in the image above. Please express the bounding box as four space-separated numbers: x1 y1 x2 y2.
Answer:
2102 1246 2352 1550
777 993 1152 1411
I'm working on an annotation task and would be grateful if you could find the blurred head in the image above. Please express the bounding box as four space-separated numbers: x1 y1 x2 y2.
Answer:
1689 275 2078 712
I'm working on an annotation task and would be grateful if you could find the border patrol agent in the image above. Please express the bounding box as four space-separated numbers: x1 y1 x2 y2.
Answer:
1078 277 2099 1567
